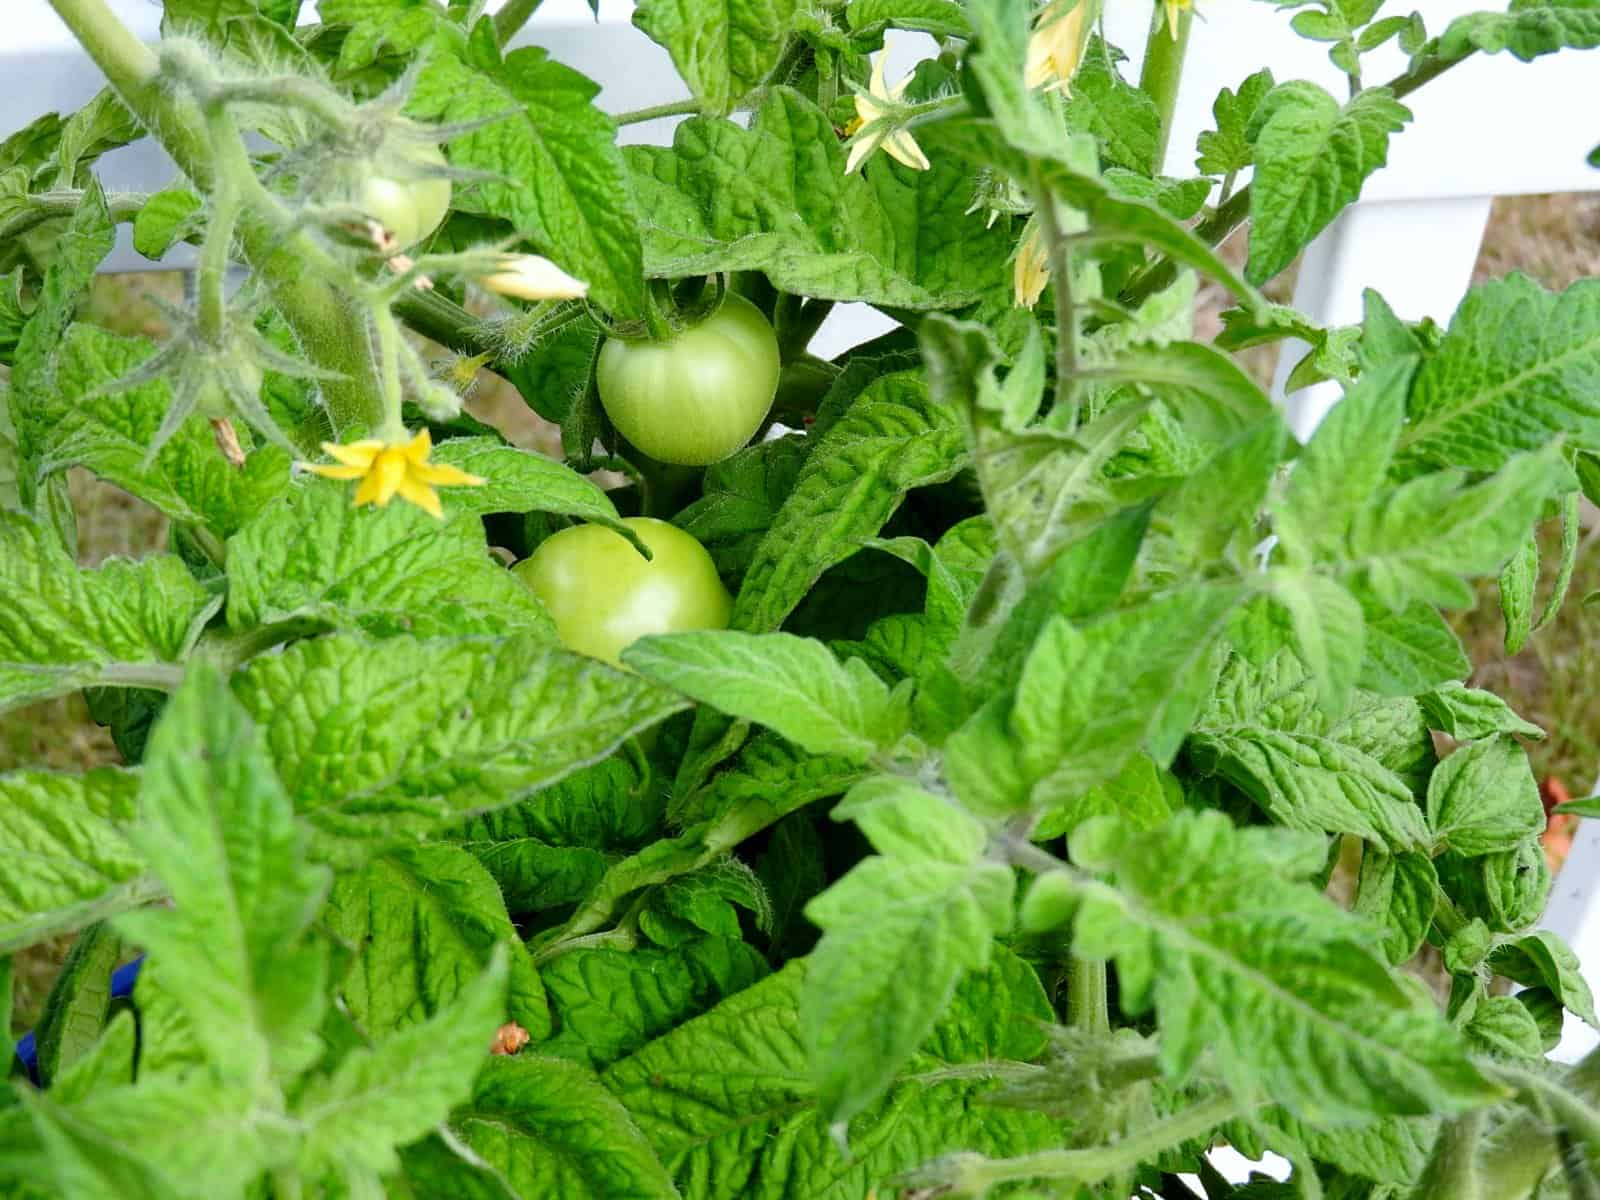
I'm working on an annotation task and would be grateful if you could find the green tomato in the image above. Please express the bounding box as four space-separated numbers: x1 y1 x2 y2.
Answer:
596 293 781 467
359 144 451 249
513 517 732 667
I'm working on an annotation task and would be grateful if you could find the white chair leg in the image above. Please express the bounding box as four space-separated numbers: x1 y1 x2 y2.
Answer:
1272 195 1494 441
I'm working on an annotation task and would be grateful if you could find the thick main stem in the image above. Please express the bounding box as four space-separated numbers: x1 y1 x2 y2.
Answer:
46 0 381 434
1137 6 1193 176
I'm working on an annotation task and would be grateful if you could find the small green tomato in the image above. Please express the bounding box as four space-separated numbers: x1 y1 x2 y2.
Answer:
513 517 732 667
596 293 781 467
359 143 451 249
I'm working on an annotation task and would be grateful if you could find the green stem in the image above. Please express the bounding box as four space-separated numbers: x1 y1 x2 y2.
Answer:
47 0 381 435
96 661 187 692
0 190 148 241
1031 167 1079 431
197 110 242 343
203 616 331 674
187 523 227 569
372 307 407 439
1067 958 1110 1035
1478 1047 1600 1198
1407 1112 1484 1200
1137 5 1193 176
205 77 353 131
612 98 703 126
950 1093 1242 1189
492 0 545 47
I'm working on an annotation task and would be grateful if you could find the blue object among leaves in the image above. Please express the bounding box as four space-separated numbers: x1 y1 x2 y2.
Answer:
12 956 143 1085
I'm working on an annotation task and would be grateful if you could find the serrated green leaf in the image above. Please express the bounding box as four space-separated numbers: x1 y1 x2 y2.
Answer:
1426 735 1544 857
624 630 907 763
225 478 553 638
1276 359 1411 565
429 436 635 535
0 768 149 954
411 41 645 319
1071 811 1498 1121
1009 585 1242 804
1490 930 1599 1028
675 435 808 578
1062 42 1160 174
1354 850 1439 966
846 0 969 36
628 89 1011 307
1358 596 1470 696
131 188 202 260
296 950 509 1189
1399 275 1600 473
733 369 967 632
539 936 769 1068
1246 83 1410 284
832 775 988 862
634 0 798 115
1196 69 1276 175
1419 680 1543 740
1350 445 1562 611
33 324 291 537
0 511 217 715
408 1055 680 1199
1435 0 1600 60
604 952 1056 1198
676 729 865 826
232 632 687 855
326 842 550 1039
32 922 120 1087
803 853 1013 1124
116 663 330 1090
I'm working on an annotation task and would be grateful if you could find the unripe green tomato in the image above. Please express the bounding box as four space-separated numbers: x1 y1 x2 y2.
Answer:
1019 871 1078 934
513 517 732 667
359 144 451 249
195 360 264 420
596 293 781 467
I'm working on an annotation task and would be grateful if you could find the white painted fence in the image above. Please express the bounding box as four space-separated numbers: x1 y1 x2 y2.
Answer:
7 0 1600 1188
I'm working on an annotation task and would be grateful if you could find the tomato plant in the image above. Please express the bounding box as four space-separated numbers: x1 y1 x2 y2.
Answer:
513 518 731 666
6 0 1600 1197
596 293 781 466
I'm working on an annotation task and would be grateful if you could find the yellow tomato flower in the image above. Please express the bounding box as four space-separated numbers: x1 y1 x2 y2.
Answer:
845 53 931 175
299 429 484 520
1025 0 1093 94
479 254 589 302
1162 0 1193 37
1013 216 1051 309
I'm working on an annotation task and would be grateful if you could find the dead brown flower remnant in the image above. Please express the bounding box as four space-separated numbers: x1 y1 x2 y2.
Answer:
490 1021 530 1056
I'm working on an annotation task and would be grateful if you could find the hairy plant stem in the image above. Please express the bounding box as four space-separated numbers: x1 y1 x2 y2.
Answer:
372 307 407 441
1137 6 1193 176
47 0 382 434
96 661 187 692
1 190 148 242
1117 46 1477 310
1031 167 1079 431
951 1093 1243 1189
1478 1047 1600 1197
1067 958 1110 1035
611 98 705 126
197 108 243 344
1407 1112 1485 1200
492 0 546 47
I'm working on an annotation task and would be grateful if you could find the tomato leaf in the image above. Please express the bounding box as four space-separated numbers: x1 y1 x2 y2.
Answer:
633 0 800 116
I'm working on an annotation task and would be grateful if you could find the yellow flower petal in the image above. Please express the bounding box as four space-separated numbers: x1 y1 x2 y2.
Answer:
403 427 434 465
354 448 408 507
1013 219 1051 309
300 462 369 481
844 131 882 175
480 254 590 302
412 461 486 488
395 474 445 519
882 129 931 172
321 439 384 469
1026 0 1090 94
